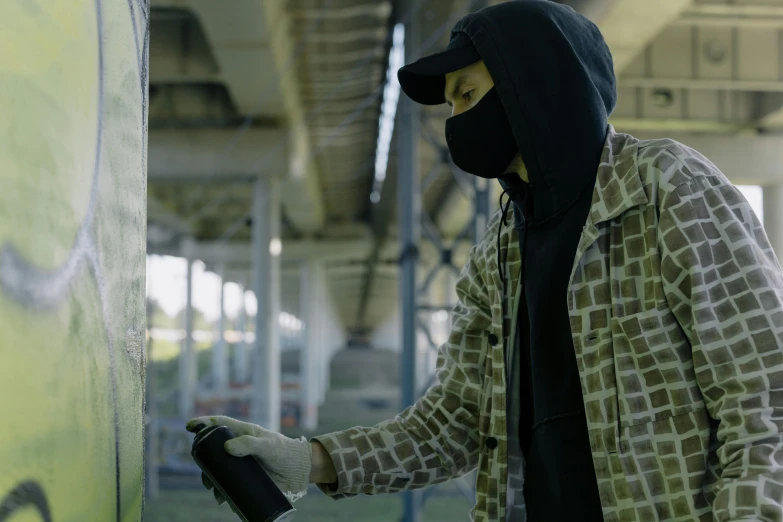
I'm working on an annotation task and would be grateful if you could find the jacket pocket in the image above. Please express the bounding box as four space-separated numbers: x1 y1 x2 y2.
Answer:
612 302 705 429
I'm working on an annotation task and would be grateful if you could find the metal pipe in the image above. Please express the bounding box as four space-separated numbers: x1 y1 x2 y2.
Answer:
398 2 422 520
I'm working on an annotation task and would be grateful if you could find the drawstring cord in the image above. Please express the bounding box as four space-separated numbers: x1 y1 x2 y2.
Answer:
497 191 513 286
497 186 532 288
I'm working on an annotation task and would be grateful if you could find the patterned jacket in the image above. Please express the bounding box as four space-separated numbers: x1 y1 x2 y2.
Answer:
312 127 783 521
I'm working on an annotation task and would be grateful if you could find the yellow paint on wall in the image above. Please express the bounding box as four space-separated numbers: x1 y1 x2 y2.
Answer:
0 1 147 521
0 0 98 268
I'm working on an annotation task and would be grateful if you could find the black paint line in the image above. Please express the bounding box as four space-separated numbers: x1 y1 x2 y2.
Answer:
141 13 149 135
0 481 52 522
126 0 142 77
87 246 121 522
127 0 149 137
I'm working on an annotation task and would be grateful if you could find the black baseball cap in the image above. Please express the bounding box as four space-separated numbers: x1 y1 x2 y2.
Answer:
397 32 481 106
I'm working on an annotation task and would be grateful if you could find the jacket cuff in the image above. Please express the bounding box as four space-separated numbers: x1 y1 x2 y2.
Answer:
310 431 364 500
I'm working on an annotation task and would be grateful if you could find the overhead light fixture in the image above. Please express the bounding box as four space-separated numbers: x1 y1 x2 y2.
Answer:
370 23 405 204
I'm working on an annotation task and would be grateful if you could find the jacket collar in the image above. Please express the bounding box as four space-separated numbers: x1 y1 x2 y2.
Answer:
586 126 648 227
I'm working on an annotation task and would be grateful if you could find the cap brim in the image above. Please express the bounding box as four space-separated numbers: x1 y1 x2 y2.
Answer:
398 46 481 105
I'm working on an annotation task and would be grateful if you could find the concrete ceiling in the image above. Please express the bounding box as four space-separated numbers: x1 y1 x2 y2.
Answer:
147 0 783 338
148 0 325 239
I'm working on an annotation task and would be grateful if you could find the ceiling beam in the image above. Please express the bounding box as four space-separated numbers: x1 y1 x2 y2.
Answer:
150 0 326 234
260 0 326 235
175 238 400 265
220 262 397 281
151 0 281 116
148 128 288 180
673 14 783 30
685 4 783 18
591 0 692 74
291 3 392 21
618 76 783 93
609 118 751 134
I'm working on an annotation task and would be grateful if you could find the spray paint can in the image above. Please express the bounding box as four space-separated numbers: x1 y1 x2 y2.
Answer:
191 425 295 522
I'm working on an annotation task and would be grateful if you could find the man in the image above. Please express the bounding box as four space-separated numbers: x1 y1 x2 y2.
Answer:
186 1 783 520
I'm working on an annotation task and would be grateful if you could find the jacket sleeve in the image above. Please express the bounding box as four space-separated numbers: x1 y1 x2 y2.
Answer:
659 174 783 521
310 242 492 499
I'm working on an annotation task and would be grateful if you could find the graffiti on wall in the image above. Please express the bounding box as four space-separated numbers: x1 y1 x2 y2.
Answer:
0 0 148 521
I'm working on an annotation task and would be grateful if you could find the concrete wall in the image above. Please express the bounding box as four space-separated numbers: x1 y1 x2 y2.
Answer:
0 1 148 521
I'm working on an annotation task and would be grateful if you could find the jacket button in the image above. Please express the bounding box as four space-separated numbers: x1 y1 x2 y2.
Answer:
488 333 498 346
486 437 498 450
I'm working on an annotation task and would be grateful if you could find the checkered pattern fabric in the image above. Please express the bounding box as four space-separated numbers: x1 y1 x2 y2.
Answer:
311 127 783 521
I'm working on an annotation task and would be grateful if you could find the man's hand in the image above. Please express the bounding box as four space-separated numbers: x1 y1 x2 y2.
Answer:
186 415 316 503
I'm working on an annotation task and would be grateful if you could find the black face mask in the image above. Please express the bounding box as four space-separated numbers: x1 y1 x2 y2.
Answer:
445 87 518 179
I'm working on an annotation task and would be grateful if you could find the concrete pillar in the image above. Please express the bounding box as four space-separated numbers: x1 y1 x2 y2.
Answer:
399 7 422 519
233 285 249 384
250 178 281 432
315 290 334 405
299 260 323 430
764 186 783 263
179 238 197 419
212 266 228 392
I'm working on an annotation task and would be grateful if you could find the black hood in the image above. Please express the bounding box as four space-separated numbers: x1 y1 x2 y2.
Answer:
451 0 616 225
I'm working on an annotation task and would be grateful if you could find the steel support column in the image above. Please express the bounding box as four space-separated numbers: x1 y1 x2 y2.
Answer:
250 178 282 432
319 299 331 405
300 260 323 430
398 3 422 519
213 264 229 392
179 238 197 418
399 73 492 522
234 283 249 384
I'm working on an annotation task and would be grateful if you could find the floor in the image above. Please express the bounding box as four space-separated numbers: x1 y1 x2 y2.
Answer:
143 480 473 522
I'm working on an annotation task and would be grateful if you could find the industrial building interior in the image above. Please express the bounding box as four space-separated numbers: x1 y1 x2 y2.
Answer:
140 0 783 520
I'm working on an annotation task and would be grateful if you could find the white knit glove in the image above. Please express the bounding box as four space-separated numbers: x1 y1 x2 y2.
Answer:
186 415 313 504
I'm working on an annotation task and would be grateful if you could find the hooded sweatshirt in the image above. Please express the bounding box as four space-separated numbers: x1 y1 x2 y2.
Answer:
449 2 617 519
